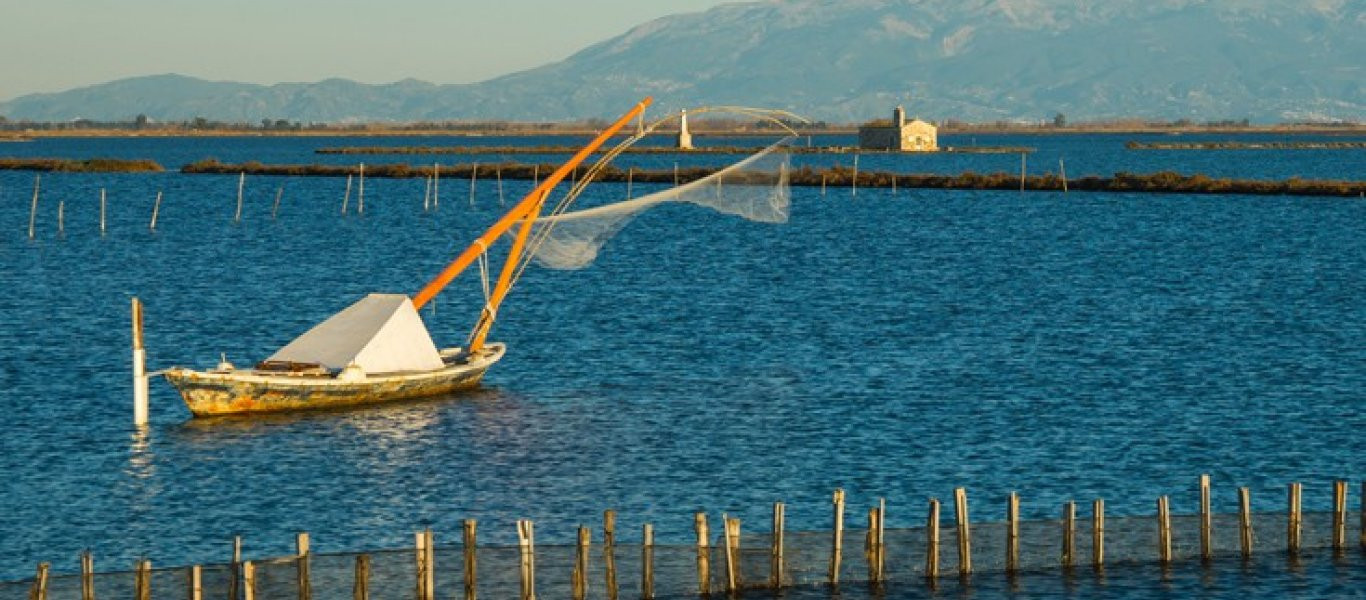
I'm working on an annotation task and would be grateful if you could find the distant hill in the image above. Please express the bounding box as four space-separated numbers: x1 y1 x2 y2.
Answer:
2 0 1362 123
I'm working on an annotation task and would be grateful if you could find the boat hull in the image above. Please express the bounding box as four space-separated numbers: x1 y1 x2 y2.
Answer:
163 344 505 417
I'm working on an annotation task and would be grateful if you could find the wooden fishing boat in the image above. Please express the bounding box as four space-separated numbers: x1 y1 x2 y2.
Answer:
159 98 654 417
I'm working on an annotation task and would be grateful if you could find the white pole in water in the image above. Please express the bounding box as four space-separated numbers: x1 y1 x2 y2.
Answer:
235 172 245 223
57 200 65 235
423 174 432 212
149 191 163 231
99 188 107 235
1060 158 1068 194
852 154 859 198
28 174 40 240
469 162 478 207
132 297 149 426
432 164 440 210
1020 153 1027 193
358 163 365 215
342 174 352 215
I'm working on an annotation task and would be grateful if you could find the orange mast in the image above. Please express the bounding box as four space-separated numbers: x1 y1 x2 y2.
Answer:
411 97 652 312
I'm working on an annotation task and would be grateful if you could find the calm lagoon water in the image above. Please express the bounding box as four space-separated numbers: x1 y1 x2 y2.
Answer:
0 135 1362 598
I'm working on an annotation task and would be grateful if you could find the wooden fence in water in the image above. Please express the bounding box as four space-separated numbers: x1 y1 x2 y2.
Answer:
5 477 1363 599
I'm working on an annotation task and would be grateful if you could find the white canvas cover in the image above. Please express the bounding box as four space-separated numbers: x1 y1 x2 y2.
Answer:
266 293 445 373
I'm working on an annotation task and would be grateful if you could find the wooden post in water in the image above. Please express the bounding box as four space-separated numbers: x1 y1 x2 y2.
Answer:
926 498 941 579
1092 499 1105 569
603 510 618 600
433 164 440 210
694 513 710 596
641 524 655 600
572 526 589 600
423 175 432 212
243 562 256 600
532 165 539 189
131 297 149 426
1006 492 1020 575
891 174 897 196
851 154 859 197
296 532 311 600
415 531 430 600
353 555 370 600
954 488 972 576
722 515 740 593
626 167 634 200
1062 501 1076 569
342 175 352 215
875 498 886 583
1239 487 1253 557
1157 496 1173 564
149 192 162 231
272 187 283 219
99 188 107 235
230 536 242 600
517 520 536 600
462 520 477 600
770 502 785 588
864 508 877 581
357 163 365 215
1200 474 1213 561
469 162 478 207
31 562 49 600
1019 153 1026 193
821 174 826 197
1060 159 1069 193
497 166 504 205
829 488 845 585
1287 483 1303 555
235 172 245 223
57 200 64 235
188 565 203 600
29 174 40 240
135 560 151 600
1333 480 1348 552
80 550 94 600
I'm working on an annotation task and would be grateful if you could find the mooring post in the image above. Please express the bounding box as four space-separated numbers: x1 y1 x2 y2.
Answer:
31 562 49 600
28 174 40 240
341 174 352 215
497 166 504 205
1062 501 1076 569
131 297 149 426
243 561 256 600
820 173 826 197
57 200 64 235
230 536 242 600
296 532 312 600
626 167 634 200
1060 158 1069 193
423 174 432 212
1157 496 1173 564
463 520 477 600
572 526 591 600
1006 492 1020 575
149 191 162 231
357 163 365 215
1333 480 1348 552
135 559 152 600
603 510 618 600
926 498 941 579
1019 153 1027 193
1200 474 1213 561
235 172 244 223
864 508 878 581
517 520 536 600
875 499 886 583
415 531 430 600
722 515 740 593
272 187 283 219
80 550 94 600
694 513 710 596
1092 499 1105 569
188 565 203 600
828 488 845 585
99 188 107 235
469 162 479 207
1288 483 1303 555
770 502 785 589
1238 487 1253 557
353 555 370 600
851 153 859 198
641 523 655 600
954 488 972 576
433 164 441 210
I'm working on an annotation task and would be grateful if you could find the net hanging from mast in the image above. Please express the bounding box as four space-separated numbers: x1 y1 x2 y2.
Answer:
526 136 794 270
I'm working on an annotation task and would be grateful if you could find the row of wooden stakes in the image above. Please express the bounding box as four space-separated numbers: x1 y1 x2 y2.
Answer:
21 477 1365 600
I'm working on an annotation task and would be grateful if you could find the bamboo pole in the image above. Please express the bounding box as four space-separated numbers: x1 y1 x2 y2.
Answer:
30 562 49 600
57 200 64 235
770 502 785 588
463 520 477 600
829 488 845 585
1062 501 1076 569
80 550 94 600
517 520 536 600
29 174 39 240
641 524 655 600
272 187 282 219
1288 483 1302 555
235 172 244 223
230 536 242 600
188 565 202 600
469 162 478 207
955 488 972 576
341 174 352 215
357 163 365 215
353 555 370 600
1239 487 1253 557
433 164 440 209
926 498 940 579
1157 496 1172 564
243 562 255 600
296 532 311 600
572 526 589 600
694 513 710 595
1333 480 1348 551
603 510 618 600
722 515 740 593
131 297 149 426
99 188 106 235
1006 492 1020 575
1200 474 1213 561
1092 500 1105 568
149 192 162 231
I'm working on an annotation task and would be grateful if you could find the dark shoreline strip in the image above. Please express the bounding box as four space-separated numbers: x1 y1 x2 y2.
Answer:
315 145 1035 155
1128 141 1366 151
0 157 165 173
181 160 1366 198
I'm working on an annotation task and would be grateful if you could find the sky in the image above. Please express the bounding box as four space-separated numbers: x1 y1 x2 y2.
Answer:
0 0 730 101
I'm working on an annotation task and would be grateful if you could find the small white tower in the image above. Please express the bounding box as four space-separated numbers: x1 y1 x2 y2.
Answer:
677 109 694 150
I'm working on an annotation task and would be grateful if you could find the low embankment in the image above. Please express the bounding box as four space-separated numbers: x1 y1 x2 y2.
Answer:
0 157 164 172
182 159 1366 198
1128 141 1366 151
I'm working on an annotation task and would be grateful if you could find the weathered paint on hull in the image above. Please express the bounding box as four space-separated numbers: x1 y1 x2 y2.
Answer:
163 344 504 417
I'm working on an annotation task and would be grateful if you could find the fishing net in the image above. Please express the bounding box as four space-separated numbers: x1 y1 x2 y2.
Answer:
527 136 793 270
